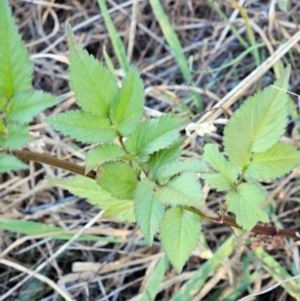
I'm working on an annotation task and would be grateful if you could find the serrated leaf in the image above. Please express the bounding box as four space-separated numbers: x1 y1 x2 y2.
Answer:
0 0 33 99
102 201 135 222
126 114 188 162
110 66 144 136
47 110 117 144
246 142 300 180
48 175 117 209
85 143 124 174
0 122 29 149
66 24 119 118
202 144 238 191
155 172 203 208
97 161 138 199
0 153 27 173
224 66 290 167
226 183 269 231
48 175 134 222
156 159 208 184
201 173 235 191
134 179 165 245
160 207 200 273
6 90 58 124
147 138 183 178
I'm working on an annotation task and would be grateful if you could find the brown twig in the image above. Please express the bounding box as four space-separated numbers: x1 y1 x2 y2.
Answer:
8 149 300 241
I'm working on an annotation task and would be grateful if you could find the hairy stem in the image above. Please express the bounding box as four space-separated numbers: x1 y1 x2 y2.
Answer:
7 149 300 241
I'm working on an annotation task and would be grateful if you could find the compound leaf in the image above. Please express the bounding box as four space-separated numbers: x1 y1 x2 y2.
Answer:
6 90 58 124
0 0 32 99
160 207 200 273
134 179 165 245
0 153 27 173
97 161 138 200
0 122 29 149
202 144 238 191
125 114 188 162
246 142 300 180
66 24 119 118
155 172 203 208
47 110 117 144
224 66 290 167
226 183 269 231
110 66 144 136
156 159 208 184
85 143 124 174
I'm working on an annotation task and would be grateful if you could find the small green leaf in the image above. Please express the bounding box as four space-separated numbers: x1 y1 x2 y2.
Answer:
155 172 203 208
224 66 290 167
147 139 183 179
246 142 300 180
0 119 5 135
48 175 119 210
160 207 200 273
48 175 135 222
110 66 144 136
6 90 58 124
134 179 165 245
85 143 124 174
202 144 238 191
226 183 269 231
126 114 188 162
47 110 117 144
66 24 119 118
97 161 138 199
102 200 135 222
0 153 27 173
0 0 33 99
0 122 29 149
156 159 208 184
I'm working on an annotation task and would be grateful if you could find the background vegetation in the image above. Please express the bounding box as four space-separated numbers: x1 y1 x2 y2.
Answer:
1 0 300 300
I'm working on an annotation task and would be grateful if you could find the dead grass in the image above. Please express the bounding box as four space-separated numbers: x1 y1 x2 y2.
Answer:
1 0 300 300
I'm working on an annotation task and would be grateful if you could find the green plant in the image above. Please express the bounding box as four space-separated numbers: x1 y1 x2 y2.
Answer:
1 0 300 275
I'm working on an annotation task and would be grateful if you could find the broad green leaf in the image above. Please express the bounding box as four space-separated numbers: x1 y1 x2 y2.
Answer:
155 172 203 208
85 143 124 174
126 114 188 162
224 66 290 167
156 159 208 184
66 24 119 118
201 173 235 192
97 161 138 199
246 142 300 180
147 138 183 179
160 207 200 273
202 144 238 191
102 200 135 222
110 66 144 136
49 175 135 222
47 110 117 144
226 183 269 231
0 0 33 99
48 175 120 210
0 153 27 173
6 90 58 124
0 122 29 149
134 179 165 245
